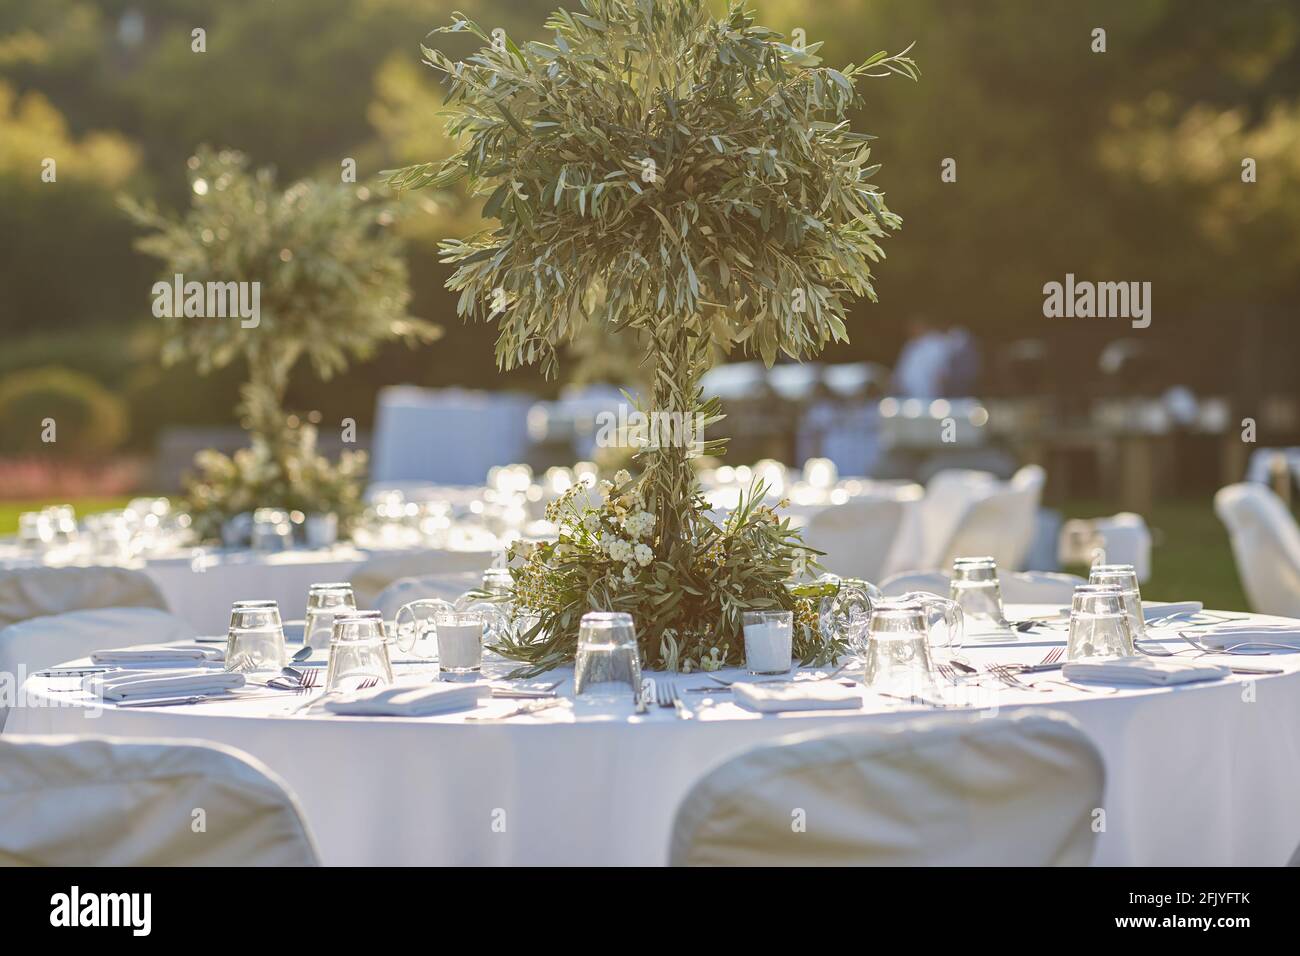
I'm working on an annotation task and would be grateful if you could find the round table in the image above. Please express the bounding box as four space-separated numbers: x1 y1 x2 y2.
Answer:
8 605 1300 866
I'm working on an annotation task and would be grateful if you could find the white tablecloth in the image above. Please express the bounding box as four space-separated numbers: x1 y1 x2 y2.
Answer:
8 606 1300 866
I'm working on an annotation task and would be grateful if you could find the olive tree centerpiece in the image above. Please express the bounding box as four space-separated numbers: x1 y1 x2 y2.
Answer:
389 0 915 672
125 147 438 542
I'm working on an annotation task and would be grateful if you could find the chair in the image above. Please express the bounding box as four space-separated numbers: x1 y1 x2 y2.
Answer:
938 465 1045 572
352 550 496 607
0 607 196 731
1059 512 1152 582
1214 483 1300 617
374 572 484 621
879 570 950 598
801 496 913 584
0 734 319 865
1000 571 1085 604
0 566 167 629
669 710 1104 866
918 469 998 569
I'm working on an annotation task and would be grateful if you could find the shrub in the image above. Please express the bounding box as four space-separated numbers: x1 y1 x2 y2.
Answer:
0 365 128 458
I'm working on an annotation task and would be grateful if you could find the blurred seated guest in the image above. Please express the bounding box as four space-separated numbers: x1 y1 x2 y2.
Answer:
892 315 950 399
941 324 982 397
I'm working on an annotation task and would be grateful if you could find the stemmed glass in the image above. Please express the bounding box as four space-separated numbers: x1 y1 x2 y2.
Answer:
304 582 357 650
1067 585 1134 661
1088 564 1146 642
326 610 394 691
225 600 287 675
573 612 642 702
950 556 1009 631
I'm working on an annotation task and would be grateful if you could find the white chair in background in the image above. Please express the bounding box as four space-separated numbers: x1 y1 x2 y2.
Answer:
0 734 319 865
879 569 1082 604
0 607 196 731
1214 483 1300 618
352 550 496 607
669 710 1104 866
938 465 1045 572
879 570 950 597
1059 512 1152 582
1000 571 1084 604
801 496 913 584
918 469 998 569
374 572 484 622
0 566 167 629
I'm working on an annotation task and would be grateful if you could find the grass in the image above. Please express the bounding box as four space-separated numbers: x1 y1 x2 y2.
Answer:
0 492 1253 612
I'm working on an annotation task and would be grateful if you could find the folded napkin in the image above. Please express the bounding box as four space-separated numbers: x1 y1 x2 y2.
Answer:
322 682 489 717
91 642 224 665
85 668 246 701
1196 625 1300 651
731 680 862 713
1062 657 1230 686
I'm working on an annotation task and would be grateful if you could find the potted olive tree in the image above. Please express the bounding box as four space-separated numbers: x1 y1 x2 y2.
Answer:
125 147 438 544
388 0 915 671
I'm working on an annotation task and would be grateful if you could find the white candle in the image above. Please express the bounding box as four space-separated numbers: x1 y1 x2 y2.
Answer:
437 622 483 671
744 622 792 674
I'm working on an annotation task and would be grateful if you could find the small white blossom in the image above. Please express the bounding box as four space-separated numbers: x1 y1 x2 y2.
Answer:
608 538 633 563
622 563 637 583
582 512 599 532
634 543 653 566
614 469 631 486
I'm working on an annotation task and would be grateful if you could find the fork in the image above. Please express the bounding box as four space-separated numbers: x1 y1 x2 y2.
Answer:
1178 631 1300 656
985 663 1051 692
665 680 693 720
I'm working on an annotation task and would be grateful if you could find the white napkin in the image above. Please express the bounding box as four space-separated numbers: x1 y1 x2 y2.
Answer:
323 682 489 717
731 680 862 713
85 668 246 701
1062 657 1230 686
92 642 224 665
1196 625 1300 651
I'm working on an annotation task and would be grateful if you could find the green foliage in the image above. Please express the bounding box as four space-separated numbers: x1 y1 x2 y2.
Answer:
0 365 128 458
500 472 839 674
389 0 916 376
122 146 438 451
388 0 914 670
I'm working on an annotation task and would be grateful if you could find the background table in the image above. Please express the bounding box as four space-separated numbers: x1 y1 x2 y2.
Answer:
9 606 1300 866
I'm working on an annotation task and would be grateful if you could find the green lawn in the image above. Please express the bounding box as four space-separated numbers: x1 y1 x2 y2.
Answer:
0 493 1253 612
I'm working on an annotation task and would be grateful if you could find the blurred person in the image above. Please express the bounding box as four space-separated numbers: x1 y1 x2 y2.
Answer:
892 315 949 398
941 324 982 397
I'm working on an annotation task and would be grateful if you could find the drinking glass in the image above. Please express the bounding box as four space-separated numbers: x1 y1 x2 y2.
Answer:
1088 564 1146 641
742 610 794 675
815 576 879 649
573 612 642 702
303 582 357 650
394 598 503 678
897 591 965 650
949 556 1008 629
861 600 940 692
326 610 394 691
225 600 287 675
1067 585 1134 660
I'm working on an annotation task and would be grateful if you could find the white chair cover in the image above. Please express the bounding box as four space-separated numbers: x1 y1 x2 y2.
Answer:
0 566 167 629
1059 512 1152 582
939 465 1045 572
919 469 997 568
801 497 910 584
669 710 1104 866
0 734 319 866
879 570 950 597
1000 571 1085 604
1214 483 1300 617
352 550 495 607
374 572 485 621
0 607 196 731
